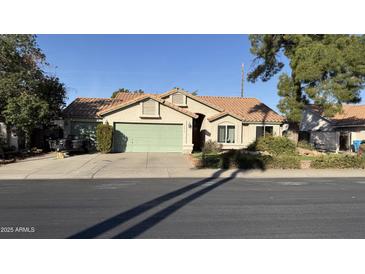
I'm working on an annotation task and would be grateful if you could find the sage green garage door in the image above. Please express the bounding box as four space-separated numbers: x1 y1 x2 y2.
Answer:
114 123 183 152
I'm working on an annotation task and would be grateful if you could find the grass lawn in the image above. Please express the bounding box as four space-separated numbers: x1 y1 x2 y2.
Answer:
298 155 318 161
192 152 203 158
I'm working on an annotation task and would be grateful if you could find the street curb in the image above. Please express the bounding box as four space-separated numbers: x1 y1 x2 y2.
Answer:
2 168 365 180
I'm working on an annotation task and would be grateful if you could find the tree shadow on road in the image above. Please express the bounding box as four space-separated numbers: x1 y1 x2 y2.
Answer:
68 169 243 239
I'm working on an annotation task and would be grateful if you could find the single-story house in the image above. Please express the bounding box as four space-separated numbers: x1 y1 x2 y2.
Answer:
61 88 285 153
300 104 365 152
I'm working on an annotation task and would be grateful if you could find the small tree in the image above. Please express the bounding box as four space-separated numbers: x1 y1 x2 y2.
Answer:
96 122 113 153
248 35 365 122
3 92 49 149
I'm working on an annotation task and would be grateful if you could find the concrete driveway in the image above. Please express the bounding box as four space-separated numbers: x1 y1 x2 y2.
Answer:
0 152 194 179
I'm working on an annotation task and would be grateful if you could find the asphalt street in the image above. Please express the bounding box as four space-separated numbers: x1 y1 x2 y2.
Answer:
1 175 365 238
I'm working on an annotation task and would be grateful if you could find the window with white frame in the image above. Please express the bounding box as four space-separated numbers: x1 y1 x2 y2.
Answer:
217 125 235 143
142 99 158 116
172 93 186 105
256 126 273 139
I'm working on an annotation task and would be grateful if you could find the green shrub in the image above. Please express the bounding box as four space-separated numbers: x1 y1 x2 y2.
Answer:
202 140 222 154
264 155 301 169
256 136 297 156
246 140 258 151
201 153 221 168
233 152 267 169
96 122 113 153
200 150 300 169
202 151 245 169
297 140 314 150
311 154 365 169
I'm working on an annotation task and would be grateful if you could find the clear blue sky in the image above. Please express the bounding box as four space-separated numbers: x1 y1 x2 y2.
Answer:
36 35 289 112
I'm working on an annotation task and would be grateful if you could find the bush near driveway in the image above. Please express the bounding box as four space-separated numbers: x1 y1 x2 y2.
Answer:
96 122 113 153
311 154 365 169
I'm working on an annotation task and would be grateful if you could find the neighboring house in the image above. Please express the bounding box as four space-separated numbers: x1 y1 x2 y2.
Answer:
62 88 285 153
0 122 19 150
300 105 365 152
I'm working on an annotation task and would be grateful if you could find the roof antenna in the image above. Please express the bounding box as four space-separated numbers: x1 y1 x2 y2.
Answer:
241 63 244 97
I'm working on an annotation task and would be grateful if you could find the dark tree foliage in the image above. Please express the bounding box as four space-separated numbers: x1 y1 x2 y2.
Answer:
248 35 365 121
111 88 144 98
0 34 67 146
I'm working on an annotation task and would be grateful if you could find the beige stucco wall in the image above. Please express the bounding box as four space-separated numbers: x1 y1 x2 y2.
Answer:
209 117 282 149
243 123 281 147
165 95 220 143
210 115 244 149
165 93 283 150
102 99 194 153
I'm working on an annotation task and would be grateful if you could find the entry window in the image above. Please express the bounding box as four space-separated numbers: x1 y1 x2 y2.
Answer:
218 125 235 143
256 126 273 139
142 99 158 116
172 93 186 105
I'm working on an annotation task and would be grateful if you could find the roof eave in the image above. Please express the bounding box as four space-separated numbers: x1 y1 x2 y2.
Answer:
207 112 243 122
160 88 225 112
99 95 198 119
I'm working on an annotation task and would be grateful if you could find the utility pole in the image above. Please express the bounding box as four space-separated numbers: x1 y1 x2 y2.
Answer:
241 63 244 97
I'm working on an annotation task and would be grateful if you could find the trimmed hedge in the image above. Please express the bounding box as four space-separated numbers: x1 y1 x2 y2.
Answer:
265 155 301 169
248 136 297 156
96 122 113 153
201 150 301 169
311 154 365 169
200 150 365 169
201 153 222 169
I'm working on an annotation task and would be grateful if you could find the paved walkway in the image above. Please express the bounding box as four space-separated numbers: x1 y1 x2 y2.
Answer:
1 152 365 179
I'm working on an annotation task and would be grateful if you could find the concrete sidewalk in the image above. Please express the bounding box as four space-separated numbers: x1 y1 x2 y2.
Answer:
1 152 365 179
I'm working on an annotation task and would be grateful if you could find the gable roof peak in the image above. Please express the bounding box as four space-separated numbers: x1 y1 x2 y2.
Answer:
98 93 197 118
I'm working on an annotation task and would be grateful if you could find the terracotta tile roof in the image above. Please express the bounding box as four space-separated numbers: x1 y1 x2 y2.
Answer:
98 93 198 118
160 88 224 112
63 91 284 123
113 92 145 101
98 93 153 115
199 96 284 123
331 105 365 126
62 98 116 119
162 100 198 119
62 93 144 119
306 104 365 126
